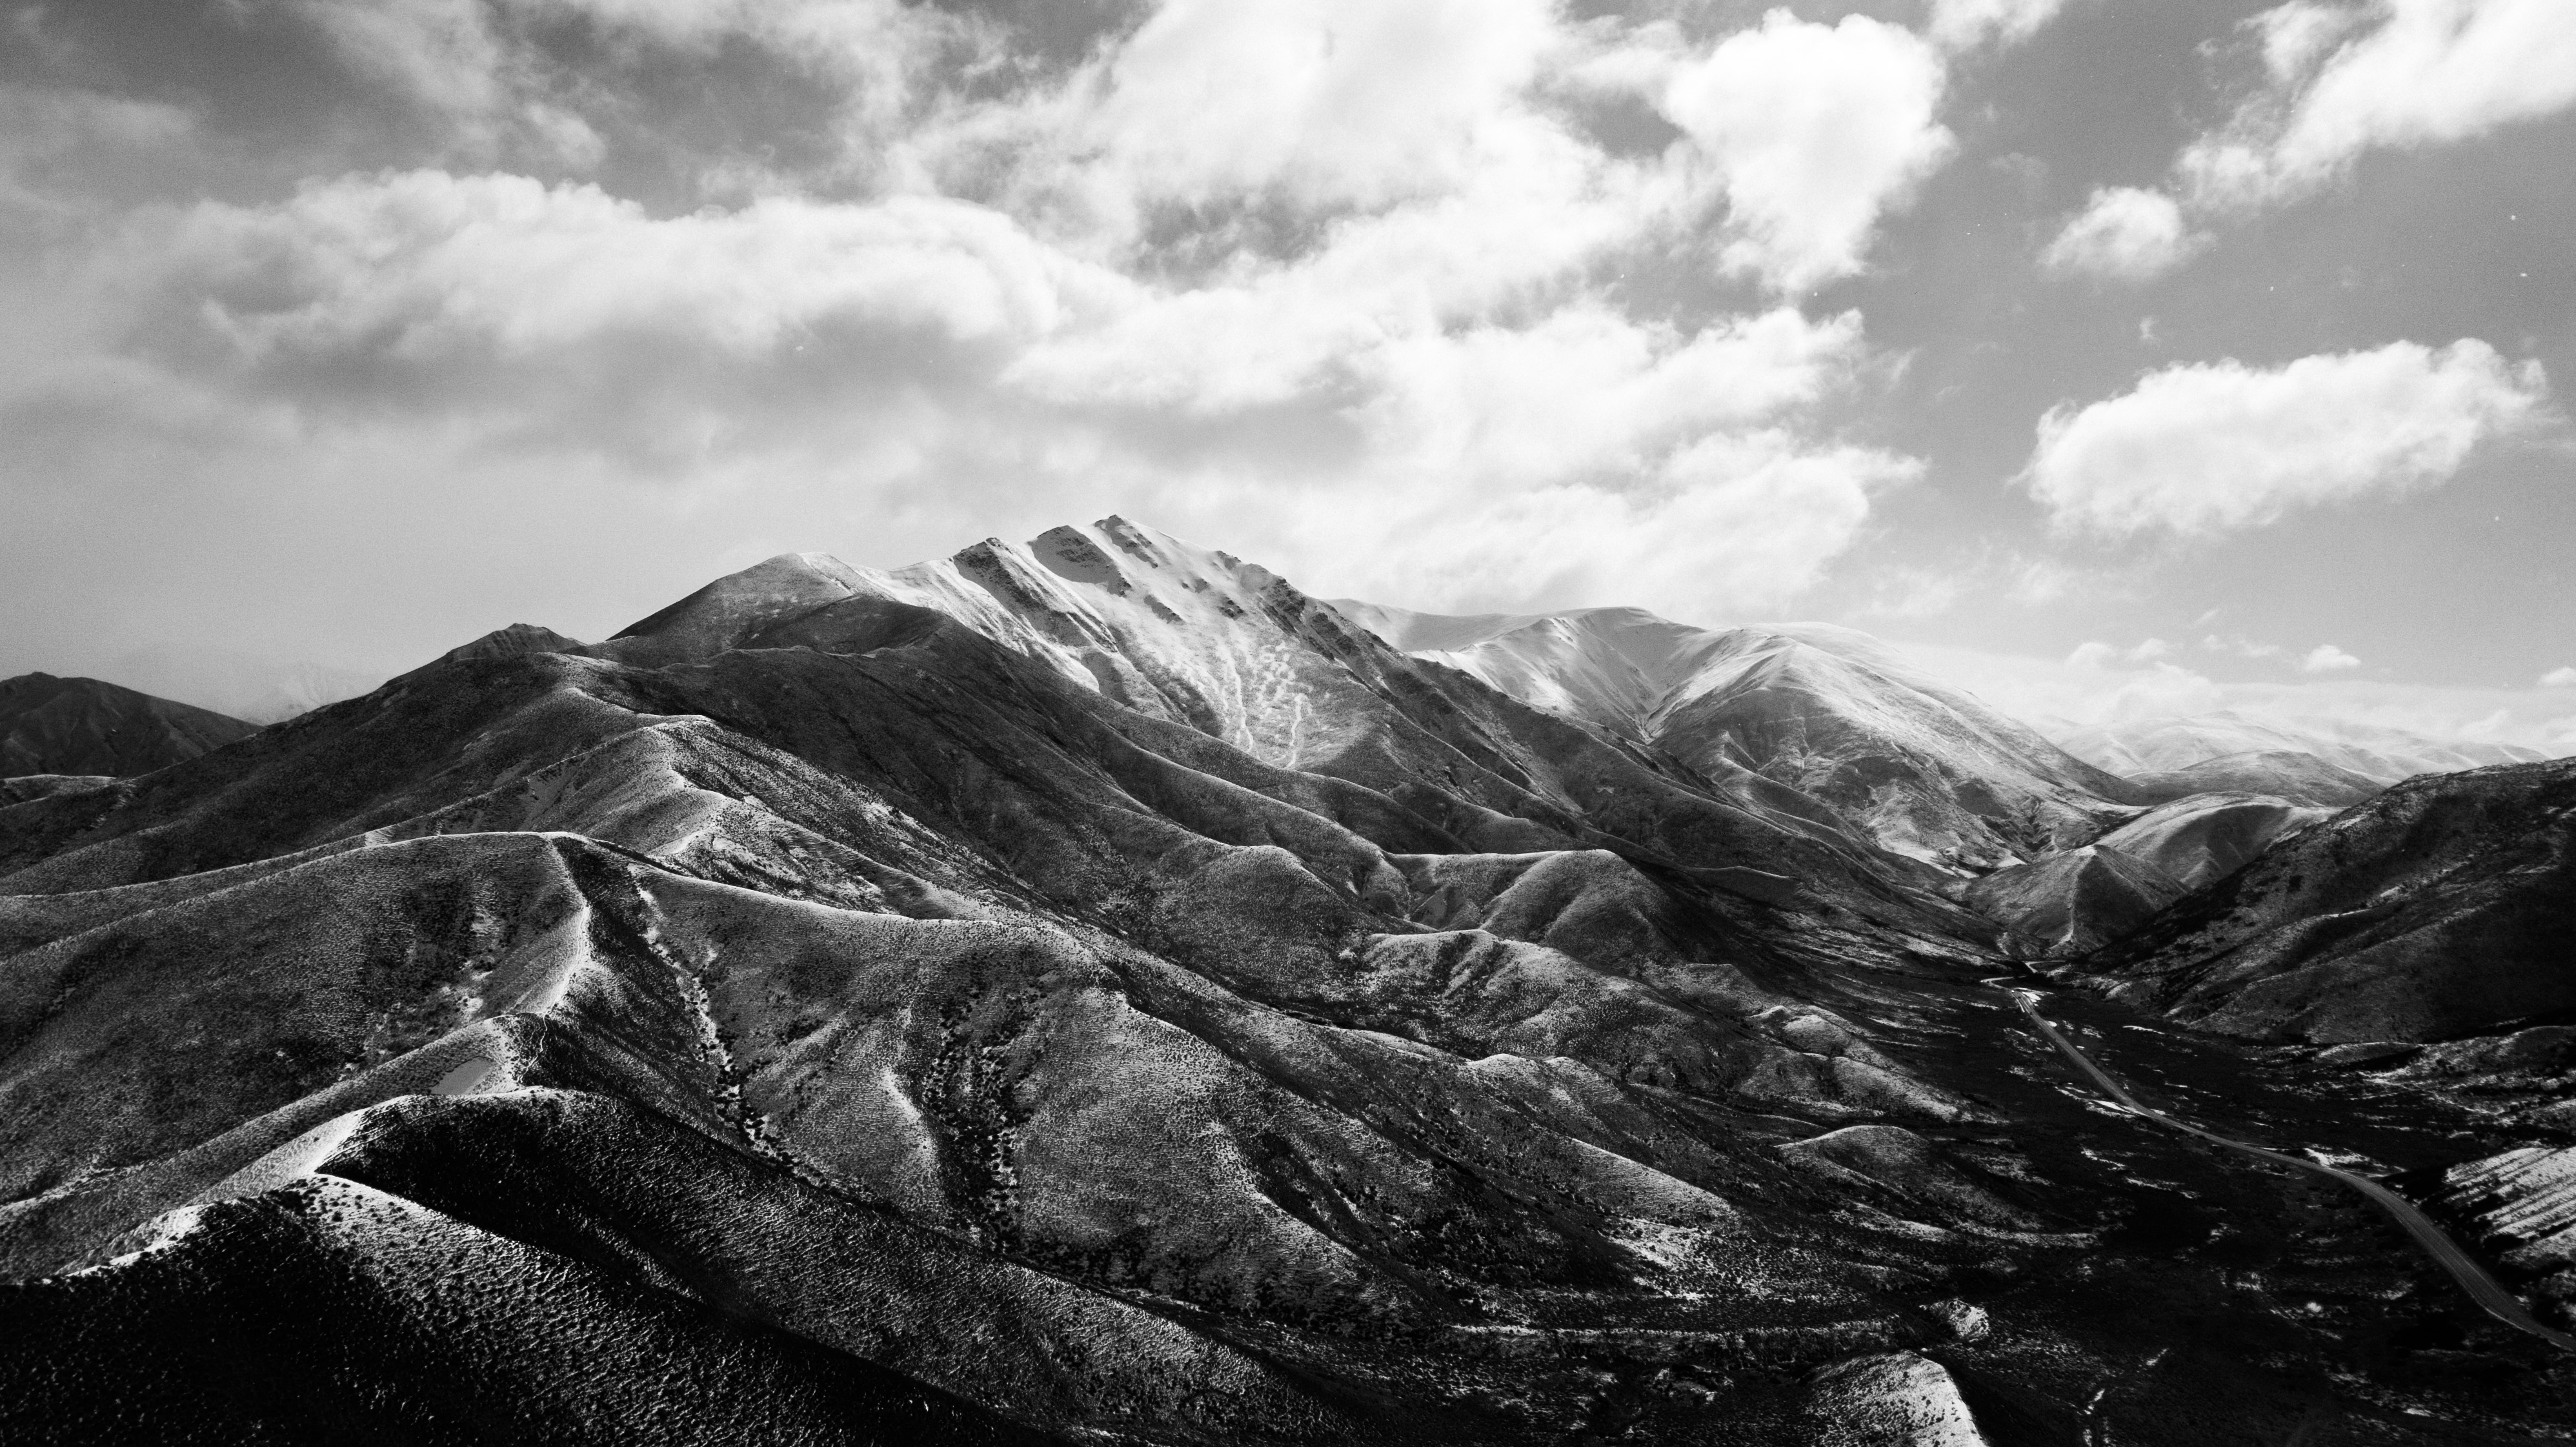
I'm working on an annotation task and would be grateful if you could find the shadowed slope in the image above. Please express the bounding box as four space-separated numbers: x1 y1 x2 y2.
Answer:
2069 758 2576 1042
11 523 2548 1439
0 674 258 780
0 546 2024 1441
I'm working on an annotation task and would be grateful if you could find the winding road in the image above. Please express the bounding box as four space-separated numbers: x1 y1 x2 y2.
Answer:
1994 980 2576 1354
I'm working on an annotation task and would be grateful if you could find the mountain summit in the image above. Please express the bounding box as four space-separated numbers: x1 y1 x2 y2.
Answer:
1333 602 2140 872
3 520 2570 1442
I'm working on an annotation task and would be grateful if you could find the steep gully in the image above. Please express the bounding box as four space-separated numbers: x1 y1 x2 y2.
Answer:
1986 977 2576 1354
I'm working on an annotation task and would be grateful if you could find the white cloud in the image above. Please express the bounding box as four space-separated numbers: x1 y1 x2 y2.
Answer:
1301 431 1913 620
1909 640 2576 753
2069 638 2174 668
2204 634 2286 660
2184 0 2576 210
2062 644 2229 720
141 172 1112 367
2300 643 2362 673
2253 2 2369 83
1658 11 1953 292
42 139 1905 630
1927 0 2072 52
2541 666 2576 687
1080 0 1561 215
2040 187 2208 282
2 0 1996 669
2026 339 2551 536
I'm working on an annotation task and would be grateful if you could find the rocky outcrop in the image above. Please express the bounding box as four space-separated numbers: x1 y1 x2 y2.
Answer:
1804 1351 1989 1446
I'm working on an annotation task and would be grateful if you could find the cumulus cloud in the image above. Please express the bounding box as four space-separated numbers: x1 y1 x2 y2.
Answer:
2300 643 2362 672
0 0 2071 680
2542 666 2576 687
2184 0 2576 210
2068 638 2174 669
2061 645 2229 720
2040 187 2208 281
138 172 1111 368
1299 431 1912 619
1076 0 1562 215
1912 640 2575 753
2205 634 2288 661
1926 0 2072 52
1659 11 1953 292
2025 339 2551 536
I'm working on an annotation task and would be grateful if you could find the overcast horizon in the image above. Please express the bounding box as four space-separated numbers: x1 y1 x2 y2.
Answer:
2 0 2570 746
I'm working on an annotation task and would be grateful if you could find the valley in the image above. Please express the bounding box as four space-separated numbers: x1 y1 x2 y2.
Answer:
1 519 2570 1444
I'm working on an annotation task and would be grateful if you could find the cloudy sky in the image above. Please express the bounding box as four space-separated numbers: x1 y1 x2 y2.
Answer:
3 0 2570 744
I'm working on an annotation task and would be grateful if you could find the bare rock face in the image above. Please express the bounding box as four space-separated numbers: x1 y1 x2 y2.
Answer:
2069 758 2576 1042
1333 603 2137 874
0 673 257 779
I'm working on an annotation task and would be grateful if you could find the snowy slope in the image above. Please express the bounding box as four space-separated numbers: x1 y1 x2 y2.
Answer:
2055 711 2547 785
1330 603 2140 872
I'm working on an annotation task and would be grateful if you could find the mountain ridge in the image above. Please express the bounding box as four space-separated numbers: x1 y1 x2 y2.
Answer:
0 673 259 780
5 518 2571 1441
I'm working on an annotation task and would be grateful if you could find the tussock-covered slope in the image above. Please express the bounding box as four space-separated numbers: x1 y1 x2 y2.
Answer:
0 673 257 779
2069 758 2576 1043
1965 847 2186 960
1964 792 2335 962
2090 793 2334 893
0 528 2051 1442
1333 603 2137 872
5 520 2561 1441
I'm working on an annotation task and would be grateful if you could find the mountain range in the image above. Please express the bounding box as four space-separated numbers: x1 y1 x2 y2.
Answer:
4 519 2571 1444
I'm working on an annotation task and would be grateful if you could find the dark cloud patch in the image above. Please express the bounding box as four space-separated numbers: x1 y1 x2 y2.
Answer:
494 11 882 212
1 1 465 194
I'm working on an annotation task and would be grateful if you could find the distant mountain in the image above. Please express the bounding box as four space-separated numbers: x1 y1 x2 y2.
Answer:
1968 793 2331 958
3 520 2560 1439
0 673 257 778
2055 710 2547 786
2070 758 2576 1043
1333 603 2139 873
2122 750 2386 808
